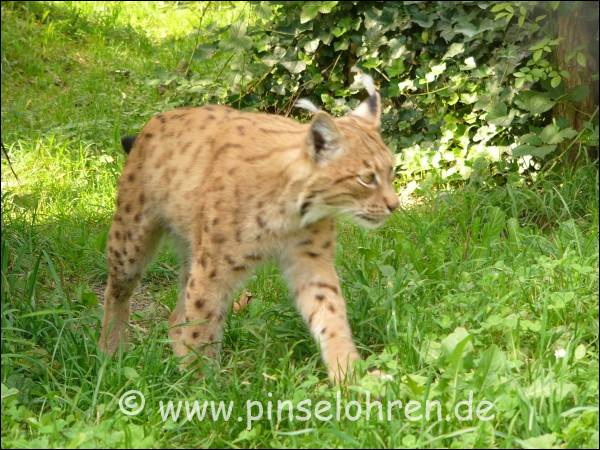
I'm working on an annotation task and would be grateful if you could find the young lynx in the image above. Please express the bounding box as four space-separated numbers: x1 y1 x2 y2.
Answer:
99 73 399 382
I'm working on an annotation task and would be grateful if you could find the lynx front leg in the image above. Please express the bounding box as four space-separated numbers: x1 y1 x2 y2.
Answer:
282 222 360 383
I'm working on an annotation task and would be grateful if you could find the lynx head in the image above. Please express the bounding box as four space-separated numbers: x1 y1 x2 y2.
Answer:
297 71 399 229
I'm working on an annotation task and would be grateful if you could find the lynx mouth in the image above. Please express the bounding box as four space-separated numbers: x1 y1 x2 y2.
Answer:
354 213 386 228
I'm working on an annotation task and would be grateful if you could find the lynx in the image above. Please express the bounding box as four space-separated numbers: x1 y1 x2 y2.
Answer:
99 73 399 382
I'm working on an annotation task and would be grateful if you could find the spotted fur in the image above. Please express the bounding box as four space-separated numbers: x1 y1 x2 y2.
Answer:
99 76 399 382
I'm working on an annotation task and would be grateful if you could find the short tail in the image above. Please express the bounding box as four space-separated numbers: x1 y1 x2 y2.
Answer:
121 135 137 154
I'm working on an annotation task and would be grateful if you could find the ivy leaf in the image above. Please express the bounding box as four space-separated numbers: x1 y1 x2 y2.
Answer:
512 144 556 158
385 58 406 78
567 84 589 103
281 60 306 74
520 133 543 146
303 38 320 54
460 56 477 70
388 38 408 59
486 102 516 127
300 1 338 23
514 91 555 115
442 42 465 60
454 21 480 38
576 52 587 67
540 124 578 145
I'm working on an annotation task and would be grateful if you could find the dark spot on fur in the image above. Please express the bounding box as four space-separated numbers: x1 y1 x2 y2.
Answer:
205 311 214 320
305 251 320 258
244 253 261 261
209 269 217 279
212 234 226 244
195 299 205 309
114 230 121 240
134 213 142 223
192 331 199 339
322 241 331 249
128 258 135 264
256 216 266 228
298 239 312 246
212 217 219 226
127 173 135 182
328 304 336 313
228 167 237 175
316 294 325 301
311 282 339 295
124 204 131 214
329 331 336 339
300 201 311 215
321 327 327 335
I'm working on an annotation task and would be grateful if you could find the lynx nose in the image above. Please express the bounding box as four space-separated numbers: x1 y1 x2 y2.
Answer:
385 194 400 213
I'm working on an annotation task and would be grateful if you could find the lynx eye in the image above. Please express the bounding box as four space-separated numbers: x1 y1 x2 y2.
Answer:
357 172 377 187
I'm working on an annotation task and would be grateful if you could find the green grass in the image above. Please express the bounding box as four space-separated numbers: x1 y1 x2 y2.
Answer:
2 2 599 448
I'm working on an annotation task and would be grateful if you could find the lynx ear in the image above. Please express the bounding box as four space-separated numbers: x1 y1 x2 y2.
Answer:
349 70 381 128
307 112 343 163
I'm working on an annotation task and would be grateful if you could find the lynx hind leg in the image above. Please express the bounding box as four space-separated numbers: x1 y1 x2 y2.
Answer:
169 239 191 348
99 191 163 355
171 255 233 370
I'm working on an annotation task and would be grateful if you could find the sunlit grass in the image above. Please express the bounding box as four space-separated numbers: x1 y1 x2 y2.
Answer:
1 2 599 448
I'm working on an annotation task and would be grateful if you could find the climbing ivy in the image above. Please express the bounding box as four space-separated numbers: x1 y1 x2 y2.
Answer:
167 1 598 186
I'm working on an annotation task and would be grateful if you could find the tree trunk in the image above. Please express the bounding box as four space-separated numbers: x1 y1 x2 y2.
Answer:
553 1 599 162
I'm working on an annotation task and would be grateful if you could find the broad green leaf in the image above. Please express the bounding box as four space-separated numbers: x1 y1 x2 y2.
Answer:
300 1 338 23
441 327 471 355
512 144 556 158
574 344 587 360
303 38 320 54
281 60 306 74
540 124 578 145
123 367 139 381
567 84 589 103
520 434 559 449
442 42 465 60
385 58 406 78
514 91 555 115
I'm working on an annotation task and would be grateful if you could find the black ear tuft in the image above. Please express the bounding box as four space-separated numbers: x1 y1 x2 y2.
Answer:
121 135 137 154
307 113 342 163
368 94 378 115
312 129 327 154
